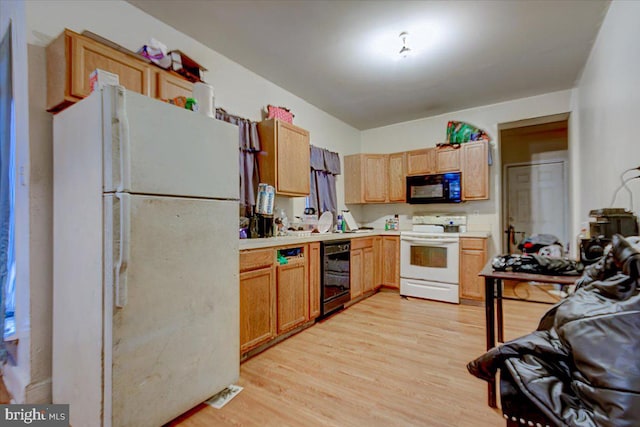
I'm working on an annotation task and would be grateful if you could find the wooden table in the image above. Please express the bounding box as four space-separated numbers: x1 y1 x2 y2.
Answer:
479 262 579 408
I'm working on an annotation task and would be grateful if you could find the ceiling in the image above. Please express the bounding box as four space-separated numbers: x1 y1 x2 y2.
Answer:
128 0 610 130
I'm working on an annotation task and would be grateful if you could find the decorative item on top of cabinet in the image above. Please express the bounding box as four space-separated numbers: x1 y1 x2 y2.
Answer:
344 154 387 204
461 141 489 200
381 236 400 288
387 152 407 202
257 119 310 196
435 145 461 172
459 237 488 301
239 249 276 353
406 148 435 176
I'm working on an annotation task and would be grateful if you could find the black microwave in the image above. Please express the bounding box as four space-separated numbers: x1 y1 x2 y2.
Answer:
406 172 462 204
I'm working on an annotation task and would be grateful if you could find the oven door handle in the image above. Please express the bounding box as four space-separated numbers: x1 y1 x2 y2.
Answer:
401 237 459 245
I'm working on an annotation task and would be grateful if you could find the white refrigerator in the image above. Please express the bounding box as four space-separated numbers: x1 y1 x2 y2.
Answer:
52 86 240 427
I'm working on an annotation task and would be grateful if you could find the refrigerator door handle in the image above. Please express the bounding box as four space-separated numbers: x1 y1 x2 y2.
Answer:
115 86 131 192
115 192 131 308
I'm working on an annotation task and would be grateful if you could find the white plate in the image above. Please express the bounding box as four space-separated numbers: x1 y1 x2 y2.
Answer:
317 212 333 234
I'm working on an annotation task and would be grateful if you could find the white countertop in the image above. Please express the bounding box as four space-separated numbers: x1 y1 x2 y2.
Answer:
239 230 401 250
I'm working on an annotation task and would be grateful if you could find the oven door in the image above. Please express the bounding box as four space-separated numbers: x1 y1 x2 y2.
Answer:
400 235 460 284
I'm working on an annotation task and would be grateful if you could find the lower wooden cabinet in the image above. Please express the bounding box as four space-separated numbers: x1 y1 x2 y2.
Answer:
308 242 321 320
381 236 400 288
459 237 488 301
277 257 308 333
350 249 363 299
351 237 376 299
240 259 276 353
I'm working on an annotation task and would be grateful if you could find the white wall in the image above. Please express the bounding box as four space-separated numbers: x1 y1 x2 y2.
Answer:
21 0 361 403
572 0 640 226
0 0 32 403
25 0 361 219
360 90 572 254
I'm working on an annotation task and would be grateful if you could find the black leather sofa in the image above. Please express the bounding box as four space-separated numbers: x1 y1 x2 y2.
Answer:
467 234 640 427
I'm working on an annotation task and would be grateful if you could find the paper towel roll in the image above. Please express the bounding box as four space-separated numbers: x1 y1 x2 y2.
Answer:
192 82 215 118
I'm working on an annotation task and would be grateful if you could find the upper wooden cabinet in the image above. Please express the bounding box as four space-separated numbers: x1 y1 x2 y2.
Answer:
156 71 194 100
387 152 406 203
406 148 435 175
257 119 311 196
435 146 461 172
344 154 387 204
461 141 489 200
46 29 196 113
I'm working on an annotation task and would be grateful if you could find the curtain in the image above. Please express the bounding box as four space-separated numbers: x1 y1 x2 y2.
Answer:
215 108 261 217
0 24 13 360
308 145 341 220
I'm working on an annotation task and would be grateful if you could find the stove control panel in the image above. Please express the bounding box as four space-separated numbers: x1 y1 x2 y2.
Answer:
412 215 467 226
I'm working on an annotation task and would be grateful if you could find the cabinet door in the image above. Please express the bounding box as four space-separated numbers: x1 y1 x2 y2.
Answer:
436 146 461 172
157 71 194 100
240 266 276 352
387 152 406 202
277 259 308 333
363 246 375 293
462 141 489 200
70 35 152 99
308 243 321 320
374 237 383 288
406 148 435 175
460 249 487 300
382 236 400 288
350 249 363 299
276 121 310 196
363 155 387 202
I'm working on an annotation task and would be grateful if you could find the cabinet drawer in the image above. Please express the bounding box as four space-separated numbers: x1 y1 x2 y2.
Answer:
460 237 486 251
240 249 274 272
351 237 374 250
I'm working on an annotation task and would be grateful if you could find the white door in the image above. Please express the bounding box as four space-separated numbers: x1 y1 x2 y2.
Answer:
506 161 567 251
101 86 239 199
106 195 239 427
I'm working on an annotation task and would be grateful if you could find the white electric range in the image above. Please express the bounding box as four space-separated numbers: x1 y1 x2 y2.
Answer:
400 215 467 303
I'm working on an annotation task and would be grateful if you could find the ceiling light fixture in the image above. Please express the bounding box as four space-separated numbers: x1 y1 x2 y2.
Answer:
398 31 411 58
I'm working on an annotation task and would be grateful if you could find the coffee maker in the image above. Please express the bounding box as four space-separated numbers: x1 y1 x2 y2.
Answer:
580 208 639 264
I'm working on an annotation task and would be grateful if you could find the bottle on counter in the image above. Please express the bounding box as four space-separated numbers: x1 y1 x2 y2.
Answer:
336 215 343 233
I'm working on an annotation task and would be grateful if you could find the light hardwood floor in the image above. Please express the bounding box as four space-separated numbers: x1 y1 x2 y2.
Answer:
169 291 549 427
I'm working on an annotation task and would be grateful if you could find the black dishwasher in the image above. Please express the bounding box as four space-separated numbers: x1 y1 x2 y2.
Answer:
320 240 351 317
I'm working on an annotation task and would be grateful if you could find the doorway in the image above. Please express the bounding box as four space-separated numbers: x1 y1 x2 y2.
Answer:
499 117 570 303
500 118 570 253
